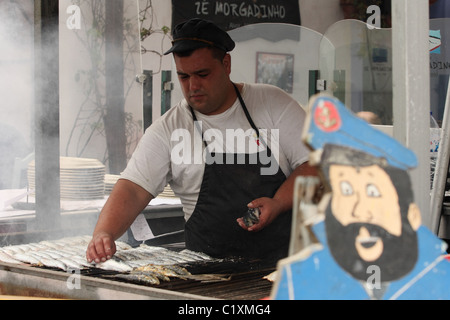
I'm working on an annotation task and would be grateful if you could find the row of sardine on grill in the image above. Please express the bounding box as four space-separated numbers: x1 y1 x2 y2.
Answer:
0 235 218 284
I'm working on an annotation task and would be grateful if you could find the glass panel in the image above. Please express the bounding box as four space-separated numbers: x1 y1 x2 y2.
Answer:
228 23 323 108
60 0 143 167
56 0 142 207
430 18 450 125
319 19 393 125
170 23 324 110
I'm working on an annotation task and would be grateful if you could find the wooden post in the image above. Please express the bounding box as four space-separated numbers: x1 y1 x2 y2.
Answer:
34 0 61 231
392 0 431 228
105 0 127 174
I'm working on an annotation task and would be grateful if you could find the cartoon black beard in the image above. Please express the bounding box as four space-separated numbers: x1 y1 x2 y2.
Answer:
325 206 418 283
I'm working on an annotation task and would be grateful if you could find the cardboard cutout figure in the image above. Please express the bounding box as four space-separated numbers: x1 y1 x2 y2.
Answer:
271 94 450 300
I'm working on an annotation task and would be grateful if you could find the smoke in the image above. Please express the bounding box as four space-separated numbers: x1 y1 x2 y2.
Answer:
0 1 144 246
0 1 95 245
0 1 34 189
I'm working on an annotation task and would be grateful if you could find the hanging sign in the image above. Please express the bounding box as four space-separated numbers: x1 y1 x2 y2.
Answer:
171 0 301 32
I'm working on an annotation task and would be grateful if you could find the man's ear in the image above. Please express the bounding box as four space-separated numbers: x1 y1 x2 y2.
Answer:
223 53 231 74
407 203 422 231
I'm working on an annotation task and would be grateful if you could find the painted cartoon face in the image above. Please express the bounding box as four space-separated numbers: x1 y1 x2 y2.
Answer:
325 162 420 283
329 164 401 262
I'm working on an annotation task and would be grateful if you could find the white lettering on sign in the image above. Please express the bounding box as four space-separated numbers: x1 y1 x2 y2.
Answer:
195 1 210 15
212 2 286 19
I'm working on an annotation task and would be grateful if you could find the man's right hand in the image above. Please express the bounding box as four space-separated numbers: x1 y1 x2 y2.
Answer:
86 232 117 263
85 179 154 264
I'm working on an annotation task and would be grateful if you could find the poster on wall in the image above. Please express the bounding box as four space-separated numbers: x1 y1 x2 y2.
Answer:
171 0 301 32
256 52 294 93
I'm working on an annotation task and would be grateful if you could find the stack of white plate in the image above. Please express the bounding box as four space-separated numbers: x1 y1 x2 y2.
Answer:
104 174 120 194
158 184 176 198
28 157 106 201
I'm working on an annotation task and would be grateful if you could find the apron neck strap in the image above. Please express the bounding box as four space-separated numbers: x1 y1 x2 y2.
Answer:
233 83 260 137
189 82 260 148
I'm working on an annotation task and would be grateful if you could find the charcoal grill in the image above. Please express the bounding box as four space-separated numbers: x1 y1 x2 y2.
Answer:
0 250 276 300
0 261 204 299
0 205 276 300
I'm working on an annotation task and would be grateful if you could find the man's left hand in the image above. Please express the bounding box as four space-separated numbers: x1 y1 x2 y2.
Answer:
237 197 284 232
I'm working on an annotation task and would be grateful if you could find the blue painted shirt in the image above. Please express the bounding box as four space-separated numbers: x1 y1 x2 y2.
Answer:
273 221 450 300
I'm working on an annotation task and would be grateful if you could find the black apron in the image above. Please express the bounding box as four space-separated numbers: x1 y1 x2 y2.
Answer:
185 84 292 261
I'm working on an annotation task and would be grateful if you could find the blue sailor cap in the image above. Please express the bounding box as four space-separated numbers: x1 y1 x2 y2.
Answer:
302 94 418 170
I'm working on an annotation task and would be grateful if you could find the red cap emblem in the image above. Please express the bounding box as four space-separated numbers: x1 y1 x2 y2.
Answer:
314 100 341 132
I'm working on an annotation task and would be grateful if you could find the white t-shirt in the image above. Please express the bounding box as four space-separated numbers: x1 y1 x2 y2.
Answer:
121 83 310 220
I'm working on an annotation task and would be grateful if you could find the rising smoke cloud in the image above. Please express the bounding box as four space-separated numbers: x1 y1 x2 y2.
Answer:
0 1 34 189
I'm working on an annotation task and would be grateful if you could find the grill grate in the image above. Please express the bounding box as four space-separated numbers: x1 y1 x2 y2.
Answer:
155 268 274 300
0 236 277 300
91 258 276 300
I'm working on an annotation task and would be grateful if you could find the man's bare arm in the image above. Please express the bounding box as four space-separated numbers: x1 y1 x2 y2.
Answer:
86 179 153 263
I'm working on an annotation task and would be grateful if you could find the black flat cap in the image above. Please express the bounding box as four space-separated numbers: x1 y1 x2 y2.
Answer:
164 18 235 55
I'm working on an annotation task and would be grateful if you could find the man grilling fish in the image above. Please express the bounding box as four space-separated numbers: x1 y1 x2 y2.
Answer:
86 18 316 264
